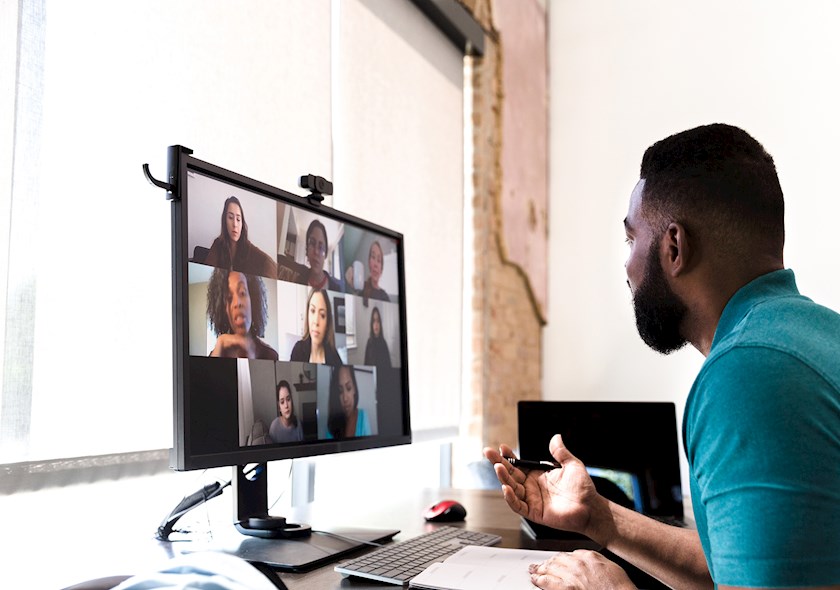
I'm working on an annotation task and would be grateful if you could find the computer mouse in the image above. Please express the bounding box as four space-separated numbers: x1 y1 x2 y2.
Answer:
423 499 467 522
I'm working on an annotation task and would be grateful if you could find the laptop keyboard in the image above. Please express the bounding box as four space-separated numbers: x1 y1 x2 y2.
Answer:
334 526 501 585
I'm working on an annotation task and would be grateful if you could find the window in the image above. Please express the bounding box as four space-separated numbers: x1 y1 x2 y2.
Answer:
1 0 333 463
1 0 476 475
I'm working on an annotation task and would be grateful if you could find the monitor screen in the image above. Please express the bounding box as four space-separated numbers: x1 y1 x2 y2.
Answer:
168 147 411 472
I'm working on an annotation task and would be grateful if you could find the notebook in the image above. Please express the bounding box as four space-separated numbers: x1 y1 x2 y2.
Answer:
516 400 687 536
408 545 557 590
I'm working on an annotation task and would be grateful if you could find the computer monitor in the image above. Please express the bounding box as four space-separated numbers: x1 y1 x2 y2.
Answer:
163 146 411 569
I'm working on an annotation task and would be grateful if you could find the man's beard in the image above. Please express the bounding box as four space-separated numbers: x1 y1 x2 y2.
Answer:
632 241 689 354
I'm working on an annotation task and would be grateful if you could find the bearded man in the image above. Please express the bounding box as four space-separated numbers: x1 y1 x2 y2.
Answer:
485 124 840 590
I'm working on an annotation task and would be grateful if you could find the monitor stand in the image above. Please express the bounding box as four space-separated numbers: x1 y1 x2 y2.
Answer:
214 525 399 572
188 464 399 572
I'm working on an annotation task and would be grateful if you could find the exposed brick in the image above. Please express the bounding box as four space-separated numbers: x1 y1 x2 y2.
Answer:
461 0 546 451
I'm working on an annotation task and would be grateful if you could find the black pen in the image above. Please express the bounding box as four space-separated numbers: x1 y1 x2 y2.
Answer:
504 457 561 471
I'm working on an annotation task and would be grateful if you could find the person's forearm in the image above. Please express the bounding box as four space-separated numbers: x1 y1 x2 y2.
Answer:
588 500 713 590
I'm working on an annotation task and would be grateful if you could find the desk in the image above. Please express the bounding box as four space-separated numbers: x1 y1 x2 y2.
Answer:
59 487 668 590
274 488 597 590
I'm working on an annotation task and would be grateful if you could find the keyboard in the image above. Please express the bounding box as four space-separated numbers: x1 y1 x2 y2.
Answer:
334 526 502 585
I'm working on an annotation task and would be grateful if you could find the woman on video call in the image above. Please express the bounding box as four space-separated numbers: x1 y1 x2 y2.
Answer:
326 365 370 439
269 380 304 443
207 268 278 360
304 219 342 291
205 196 278 279
346 240 389 304
290 288 342 365
364 306 392 370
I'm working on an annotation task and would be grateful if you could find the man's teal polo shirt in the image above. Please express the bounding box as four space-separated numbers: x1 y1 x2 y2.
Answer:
683 269 840 587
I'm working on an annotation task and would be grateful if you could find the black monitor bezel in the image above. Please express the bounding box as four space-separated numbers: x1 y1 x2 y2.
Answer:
168 146 411 471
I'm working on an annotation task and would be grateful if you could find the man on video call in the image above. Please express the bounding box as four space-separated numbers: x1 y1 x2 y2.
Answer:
485 124 840 590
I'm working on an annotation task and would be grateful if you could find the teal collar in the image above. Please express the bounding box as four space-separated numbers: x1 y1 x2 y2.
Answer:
710 269 799 352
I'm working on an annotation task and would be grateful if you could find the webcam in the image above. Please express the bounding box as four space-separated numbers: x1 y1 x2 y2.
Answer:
299 174 333 197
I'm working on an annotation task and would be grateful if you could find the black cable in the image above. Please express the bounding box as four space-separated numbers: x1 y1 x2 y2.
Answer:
155 480 229 541
155 463 293 542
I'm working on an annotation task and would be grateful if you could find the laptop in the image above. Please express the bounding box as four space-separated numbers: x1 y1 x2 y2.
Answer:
517 400 687 538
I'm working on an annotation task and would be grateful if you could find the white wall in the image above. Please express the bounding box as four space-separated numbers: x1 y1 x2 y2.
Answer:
544 1 840 468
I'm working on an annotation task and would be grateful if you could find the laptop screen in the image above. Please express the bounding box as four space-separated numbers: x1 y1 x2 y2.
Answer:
517 401 684 519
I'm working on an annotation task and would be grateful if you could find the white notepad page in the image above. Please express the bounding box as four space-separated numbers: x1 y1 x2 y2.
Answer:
409 545 559 590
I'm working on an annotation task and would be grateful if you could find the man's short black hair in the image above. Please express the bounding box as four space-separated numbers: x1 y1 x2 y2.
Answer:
640 123 785 256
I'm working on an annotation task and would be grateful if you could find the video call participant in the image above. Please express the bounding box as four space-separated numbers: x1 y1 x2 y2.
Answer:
484 124 840 590
346 240 390 304
207 268 278 360
205 196 278 279
326 365 370 439
304 219 342 291
290 288 342 365
364 306 392 370
269 380 303 443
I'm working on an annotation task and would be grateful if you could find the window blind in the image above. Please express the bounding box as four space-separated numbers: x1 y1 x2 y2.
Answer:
1 0 467 465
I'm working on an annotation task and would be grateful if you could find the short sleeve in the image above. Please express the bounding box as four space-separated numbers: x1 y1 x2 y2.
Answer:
686 346 840 587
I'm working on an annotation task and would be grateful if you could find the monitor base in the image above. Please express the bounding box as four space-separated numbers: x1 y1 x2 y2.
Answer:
183 526 399 572
235 516 312 539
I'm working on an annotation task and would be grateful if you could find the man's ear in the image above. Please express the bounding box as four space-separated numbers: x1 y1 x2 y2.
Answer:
662 222 692 277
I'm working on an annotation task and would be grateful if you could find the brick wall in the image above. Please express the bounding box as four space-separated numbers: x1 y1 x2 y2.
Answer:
461 0 547 449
